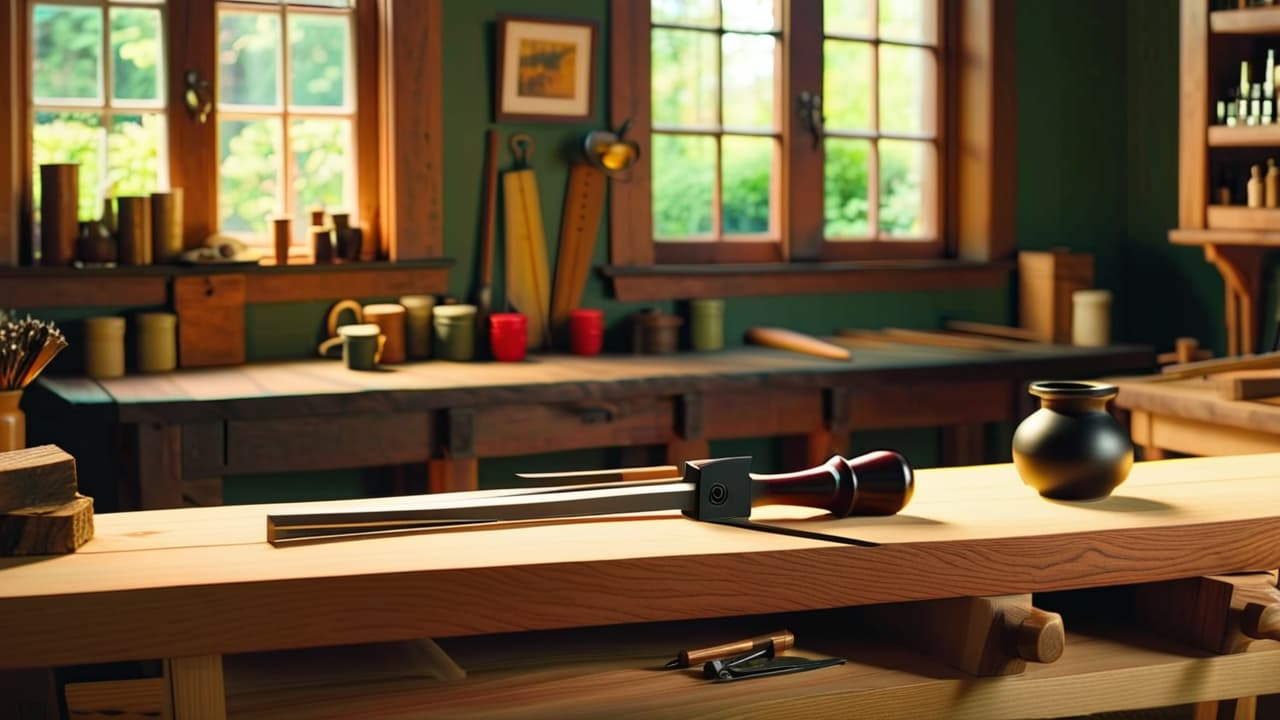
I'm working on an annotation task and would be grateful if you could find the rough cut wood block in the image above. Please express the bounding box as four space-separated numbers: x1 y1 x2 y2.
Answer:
63 678 167 720
0 494 93 556
1018 250 1094 344
0 445 78 514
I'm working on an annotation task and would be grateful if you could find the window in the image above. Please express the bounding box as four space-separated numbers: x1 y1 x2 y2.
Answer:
30 0 169 219
645 0 941 264
10 0 442 269
216 0 357 246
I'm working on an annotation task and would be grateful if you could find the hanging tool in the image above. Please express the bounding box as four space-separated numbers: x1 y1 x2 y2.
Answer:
475 129 500 318
502 133 552 350
265 450 914 545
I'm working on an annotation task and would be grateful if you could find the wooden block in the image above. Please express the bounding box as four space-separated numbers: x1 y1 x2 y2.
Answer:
167 655 226 720
0 494 94 556
173 274 247 368
1017 250 1094 344
64 678 168 720
1133 571 1280 654
1215 370 1280 401
0 445 78 514
856 594 1065 676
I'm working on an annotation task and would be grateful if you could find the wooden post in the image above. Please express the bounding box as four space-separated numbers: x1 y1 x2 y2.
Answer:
167 655 226 720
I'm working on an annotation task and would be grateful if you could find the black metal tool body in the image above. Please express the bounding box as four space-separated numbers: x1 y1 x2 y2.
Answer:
702 647 847 682
266 450 913 545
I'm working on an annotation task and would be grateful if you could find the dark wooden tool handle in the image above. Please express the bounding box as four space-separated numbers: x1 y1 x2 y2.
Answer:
678 630 795 668
749 450 914 517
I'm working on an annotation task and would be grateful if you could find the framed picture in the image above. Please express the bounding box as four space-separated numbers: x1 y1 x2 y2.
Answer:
496 15 598 123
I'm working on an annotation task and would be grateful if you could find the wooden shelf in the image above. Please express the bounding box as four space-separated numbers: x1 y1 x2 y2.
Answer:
1169 226 1280 245
0 259 453 309
1206 204 1280 229
1210 5 1280 34
1207 123 1280 146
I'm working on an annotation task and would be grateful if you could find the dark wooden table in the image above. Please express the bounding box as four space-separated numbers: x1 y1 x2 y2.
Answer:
27 342 1152 510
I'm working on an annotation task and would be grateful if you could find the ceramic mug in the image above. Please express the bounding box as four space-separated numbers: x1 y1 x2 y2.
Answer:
337 323 386 371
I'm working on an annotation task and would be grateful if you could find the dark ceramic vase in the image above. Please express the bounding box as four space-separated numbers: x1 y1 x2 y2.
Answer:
1012 381 1134 500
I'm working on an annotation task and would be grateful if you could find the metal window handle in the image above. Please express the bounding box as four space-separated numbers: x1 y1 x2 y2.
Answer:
184 70 212 124
798 92 824 151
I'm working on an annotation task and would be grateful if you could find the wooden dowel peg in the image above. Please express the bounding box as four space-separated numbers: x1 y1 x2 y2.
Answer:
1240 601 1280 641
1133 571 1280 654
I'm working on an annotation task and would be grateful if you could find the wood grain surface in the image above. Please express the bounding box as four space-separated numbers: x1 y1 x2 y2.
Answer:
0 444 78 512
35 344 1153 425
2 454 1279 669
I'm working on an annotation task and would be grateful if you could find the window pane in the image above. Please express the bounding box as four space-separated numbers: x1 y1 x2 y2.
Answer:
824 40 872 131
33 5 103 102
879 139 932 237
33 112 103 220
219 12 282 108
289 0 352 7
722 33 774 130
824 137 871 238
289 118 353 220
111 7 163 104
108 114 167 197
722 0 776 32
653 133 714 238
219 118 283 233
825 0 871 36
652 0 718 27
652 29 718 127
879 0 935 44
722 135 772 235
289 13 350 108
879 45 934 134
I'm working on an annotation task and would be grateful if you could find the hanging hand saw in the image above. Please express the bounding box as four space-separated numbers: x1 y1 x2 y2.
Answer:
266 451 914 545
502 133 552 350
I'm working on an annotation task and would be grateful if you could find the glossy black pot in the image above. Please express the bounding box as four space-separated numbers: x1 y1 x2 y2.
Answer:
1012 381 1134 500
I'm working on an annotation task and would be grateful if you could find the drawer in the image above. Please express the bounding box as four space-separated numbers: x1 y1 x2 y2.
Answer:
224 412 433 474
471 398 676 457
701 389 823 439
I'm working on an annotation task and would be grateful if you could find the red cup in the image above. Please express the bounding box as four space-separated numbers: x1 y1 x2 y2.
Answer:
569 308 604 355
489 312 527 362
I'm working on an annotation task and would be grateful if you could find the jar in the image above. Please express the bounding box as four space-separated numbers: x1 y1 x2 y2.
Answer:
399 295 435 359
1072 289 1112 347
631 309 682 354
362 304 407 364
689 298 725 351
84 317 126 379
569 309 604 356
0 389 25 452
489 312 528 362
1012 381 1134 500
136 312 177 373
433 304 477 361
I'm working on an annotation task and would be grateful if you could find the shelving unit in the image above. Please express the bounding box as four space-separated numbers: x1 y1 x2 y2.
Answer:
1176 0 1280 354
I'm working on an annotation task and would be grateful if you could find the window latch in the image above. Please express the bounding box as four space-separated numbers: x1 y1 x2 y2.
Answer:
797 92 824 151
183 70 212 124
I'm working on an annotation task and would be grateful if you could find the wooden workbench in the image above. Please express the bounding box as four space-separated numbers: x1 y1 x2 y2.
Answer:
26 343 1152 510
1113 374 1280 458
1 454 1279 719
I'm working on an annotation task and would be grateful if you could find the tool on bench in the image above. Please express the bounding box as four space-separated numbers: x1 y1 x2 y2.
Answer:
701 645 846 683
266 451 913 545
664 630 795 669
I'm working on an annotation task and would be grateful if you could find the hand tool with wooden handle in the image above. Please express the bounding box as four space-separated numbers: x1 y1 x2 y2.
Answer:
551 163 607 348
665 630 795 669
476 129 500 317
746 326 851 361
266 451 913 544
502 133 552 350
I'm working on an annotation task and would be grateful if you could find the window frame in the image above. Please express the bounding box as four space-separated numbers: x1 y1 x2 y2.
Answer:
0 0 442 267
607 0 1015 301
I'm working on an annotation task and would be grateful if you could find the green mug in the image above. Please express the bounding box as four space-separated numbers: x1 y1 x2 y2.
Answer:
339 323 385 371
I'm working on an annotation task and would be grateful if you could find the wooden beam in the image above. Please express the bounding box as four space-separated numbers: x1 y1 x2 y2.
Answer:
0 0 19 267
1178 0 1208 229
607 0 653 267
381 0 443 261
783 0 823 261
168 0 217 249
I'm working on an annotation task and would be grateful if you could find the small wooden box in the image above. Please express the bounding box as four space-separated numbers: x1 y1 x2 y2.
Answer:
1018 251 1094 344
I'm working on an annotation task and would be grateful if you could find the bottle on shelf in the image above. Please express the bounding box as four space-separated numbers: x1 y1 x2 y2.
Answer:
1248 164 1264 209
1266 159 1278 209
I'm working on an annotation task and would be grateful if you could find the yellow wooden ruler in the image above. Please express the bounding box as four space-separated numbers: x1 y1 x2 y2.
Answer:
502 134 551 350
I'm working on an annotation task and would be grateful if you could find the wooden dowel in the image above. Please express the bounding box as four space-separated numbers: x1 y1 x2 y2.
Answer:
746 327 851 361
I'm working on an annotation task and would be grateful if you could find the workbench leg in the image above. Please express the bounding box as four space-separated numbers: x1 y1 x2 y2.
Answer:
0 668 58 719
429 458 478 493
940 424 986 466
120 423 184 510
167 655 226 720
1193 701 1220 720
665 439 709 466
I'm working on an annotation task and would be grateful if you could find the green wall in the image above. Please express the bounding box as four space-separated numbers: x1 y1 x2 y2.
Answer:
36 0 1215 503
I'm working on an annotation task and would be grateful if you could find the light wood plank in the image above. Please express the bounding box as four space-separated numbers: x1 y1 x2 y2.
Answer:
168 655 226 720
64 678 167 720
3 455 1280 668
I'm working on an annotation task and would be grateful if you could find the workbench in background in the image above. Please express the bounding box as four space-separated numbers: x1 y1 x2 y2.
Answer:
26 342 1151 510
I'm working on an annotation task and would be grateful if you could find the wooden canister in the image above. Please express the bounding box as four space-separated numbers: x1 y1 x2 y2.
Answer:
39 164 79 266
399 294 435 359
631 310 682 354
83 316 126 379
273 217 292 265
1071 290 1112 347
689 298 725 351
362 303 406 364
311 226 334 264
150 189 184 263
115 196 152 266
136 312 177 373
433 304 477 361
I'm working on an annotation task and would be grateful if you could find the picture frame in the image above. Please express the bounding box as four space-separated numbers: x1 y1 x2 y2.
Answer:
495 15 598 123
